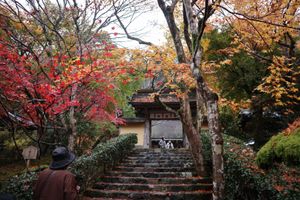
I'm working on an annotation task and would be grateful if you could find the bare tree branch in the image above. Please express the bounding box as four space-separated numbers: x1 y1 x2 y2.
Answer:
115 14 153 45
218 4 300 31
113 4 152 45
170 0 179 12
158 0 186 62
183 5 192 54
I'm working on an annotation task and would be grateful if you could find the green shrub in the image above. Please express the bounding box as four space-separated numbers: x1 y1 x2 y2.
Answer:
225 134 300 200
76 121 119 154
71 133 137 190
200 131 212 175
255 134 283 168
219 105 247 141
1 172 37 200
256 129 300 168
1 133 137 199
224 152 277 200
202 133 299 200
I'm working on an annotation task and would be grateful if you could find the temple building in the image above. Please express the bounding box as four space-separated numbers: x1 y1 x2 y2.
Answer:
119 81 208 148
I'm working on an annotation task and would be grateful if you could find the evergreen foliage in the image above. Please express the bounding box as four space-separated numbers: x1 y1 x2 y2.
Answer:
256 129 300 168
200 133 300 200
205 29 268 101
219 105 244 140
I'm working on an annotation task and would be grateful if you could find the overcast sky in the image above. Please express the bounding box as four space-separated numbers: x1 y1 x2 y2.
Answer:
113 2 168 49
15 0 168 49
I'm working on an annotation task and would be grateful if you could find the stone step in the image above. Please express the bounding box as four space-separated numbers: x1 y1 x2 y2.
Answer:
85 189 212 200
106 171 197 178
123 158 193 162
113 166 195 172
124 158 192 162
127 156 192 160
130 152 192 155
130 152 192 156
133 148 190 153
84 148 212 200
98 176 212 184
122 160 193 165
118 163 195 168
83 198 129 200
94 182 212 192
126 156 192 160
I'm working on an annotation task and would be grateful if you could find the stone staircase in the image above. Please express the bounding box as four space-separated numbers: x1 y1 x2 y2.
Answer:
84 148 212 200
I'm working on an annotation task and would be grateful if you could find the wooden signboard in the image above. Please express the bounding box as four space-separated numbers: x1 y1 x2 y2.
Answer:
22 146 38 170
22 146 38 160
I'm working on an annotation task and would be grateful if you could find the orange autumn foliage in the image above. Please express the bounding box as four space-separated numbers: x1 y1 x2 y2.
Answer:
283 117 300 136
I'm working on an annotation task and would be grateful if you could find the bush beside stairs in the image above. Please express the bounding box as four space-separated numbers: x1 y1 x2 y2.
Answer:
83 148 212 200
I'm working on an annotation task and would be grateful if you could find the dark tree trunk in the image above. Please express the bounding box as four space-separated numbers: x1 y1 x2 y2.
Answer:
207 94 224 199
158 0 186 63
68 84 78 151
11 127 22 159
197 76 224 200
179 94 206 176
158 0 206 177
158 1 224 198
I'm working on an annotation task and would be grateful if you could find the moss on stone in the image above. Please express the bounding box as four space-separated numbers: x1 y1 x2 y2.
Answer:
256 128 300 168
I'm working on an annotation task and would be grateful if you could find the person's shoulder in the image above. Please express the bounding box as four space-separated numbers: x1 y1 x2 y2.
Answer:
37 168 54 179
56 170 75 177
38 168 51 175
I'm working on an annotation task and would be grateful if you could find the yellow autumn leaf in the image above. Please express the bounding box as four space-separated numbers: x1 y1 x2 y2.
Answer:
275 101 285 106
265 77 272 84
201 38 210 53
274 93 282 99
256 84 264 91
220 59 232 65
291 88 299 93
296 40 300 50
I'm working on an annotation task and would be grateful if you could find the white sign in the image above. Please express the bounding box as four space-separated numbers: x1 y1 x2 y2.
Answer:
22 146 38 160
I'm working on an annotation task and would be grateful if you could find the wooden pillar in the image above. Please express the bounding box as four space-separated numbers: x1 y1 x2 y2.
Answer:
144 119 150 148
143 108 150 148
183 125 190 148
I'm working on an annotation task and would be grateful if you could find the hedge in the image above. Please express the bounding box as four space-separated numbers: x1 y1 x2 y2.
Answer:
224 149 300 200
256 128 300 168
201 132 300 200
71 133 137 189
1 133 137 200
224 151 277 200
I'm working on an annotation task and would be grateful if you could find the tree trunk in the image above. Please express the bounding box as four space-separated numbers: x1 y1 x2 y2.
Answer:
158 0 206 176
11 127 22 159
158 0 186 63
196 74 224 200
68 84 78 151
68 116 76 151
196 87 205 133
207 94 224 200
180 94 206 176
158 1 224 198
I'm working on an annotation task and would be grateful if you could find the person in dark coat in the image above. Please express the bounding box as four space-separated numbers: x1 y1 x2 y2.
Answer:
34 147 79 200
0 193 15 200
159 137 166 148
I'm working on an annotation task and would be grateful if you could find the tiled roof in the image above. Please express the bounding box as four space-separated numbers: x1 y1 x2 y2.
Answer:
123 117 145 123
130 93 180 104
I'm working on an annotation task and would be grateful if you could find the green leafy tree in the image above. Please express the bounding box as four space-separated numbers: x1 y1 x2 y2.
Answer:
204 29 268 101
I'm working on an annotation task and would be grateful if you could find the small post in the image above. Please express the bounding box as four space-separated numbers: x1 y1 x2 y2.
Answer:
25 159 30 172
